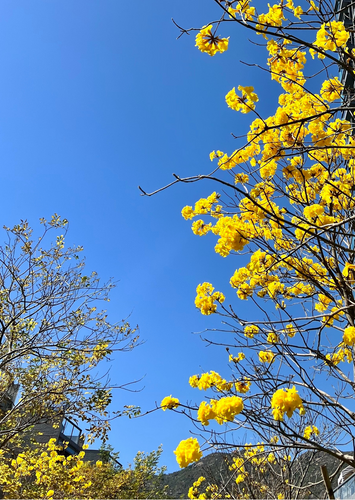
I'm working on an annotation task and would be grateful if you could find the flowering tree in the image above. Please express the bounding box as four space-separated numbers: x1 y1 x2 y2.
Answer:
0 439 168 499
0 215 138 451
142 0 355 495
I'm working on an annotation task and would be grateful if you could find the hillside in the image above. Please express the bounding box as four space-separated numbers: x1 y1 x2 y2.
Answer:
162 450 346 499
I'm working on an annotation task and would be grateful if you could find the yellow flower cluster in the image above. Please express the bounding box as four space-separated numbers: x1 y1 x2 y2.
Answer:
228 246 336 306
174 438 202 468
188 476 206 500
161 395 180 410
267 332 279 343
285 324 297 337
235 173 249 184
209 150 224 161
225 86 259 114
243 443 269 473
326 347 352 365
189 370 233 392
189 370 233 391
195 282 225 315
229 352 245 363
228 0 255 21
267 39 306 93
312 21 349 57
197 396 244 425
214 396 244 423
244 324 259 338
197 401 218 426
230 456 247 483
188 478 226 500
315 293 332 312
195 25 229 56
0 438 94 498
235 378 251 393
256 3 285 32
343 326 355 346
303 425 319 439
182 192 220 221
259 350 275 363
271 386 305 420
343 263 355 283
320 77 343 102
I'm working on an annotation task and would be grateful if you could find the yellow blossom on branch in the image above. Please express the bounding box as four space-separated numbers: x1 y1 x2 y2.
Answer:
195 282 225 315
212 395 244 424
235 379 251 393
259 350 275 363
161 395 180 410
244 324 259 338
174 438 203 468
271 386 305 421
312 21 349 58
195 25 229 56
303 425 319 439
342 326 355 346
343 263 355 283
320 77 343 102
226 86 258 114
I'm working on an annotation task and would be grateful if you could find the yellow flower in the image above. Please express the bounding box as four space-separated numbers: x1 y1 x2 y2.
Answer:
235 379 251 393
235 173 249 184
174 438 202 468
189 375 199 388
304 425 319 439
212 396 244 424
343 326 355 346
210 150 224 161
267 332 279 343
195 282 225 315
188 476 206 500
182 206 195 220
197 401 216 426
96 460 103 467
315 293 332 312
293 5 303 18
229 352 245 363
343 263 355 283
271 386 305 421
47 491 54 498
161 395 180 410
259 350 275 363
285 323 297 338
244 324 259 338
320 77 343 102
195 25 229 56
314 21 349 54
226 86 258 114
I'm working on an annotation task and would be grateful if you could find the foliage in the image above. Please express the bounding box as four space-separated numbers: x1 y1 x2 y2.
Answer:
0 439 168 499
0 215 138 449
148 0 355 496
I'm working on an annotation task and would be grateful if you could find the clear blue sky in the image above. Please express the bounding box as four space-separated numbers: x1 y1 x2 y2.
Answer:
0 0 297 472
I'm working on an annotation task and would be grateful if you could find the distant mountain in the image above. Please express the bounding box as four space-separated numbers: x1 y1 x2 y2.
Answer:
162 450 347 499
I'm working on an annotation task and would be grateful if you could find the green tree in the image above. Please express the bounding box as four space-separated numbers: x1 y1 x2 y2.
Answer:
0 215 138 450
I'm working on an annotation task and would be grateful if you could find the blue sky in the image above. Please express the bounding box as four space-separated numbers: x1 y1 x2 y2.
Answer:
0 0 316 472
